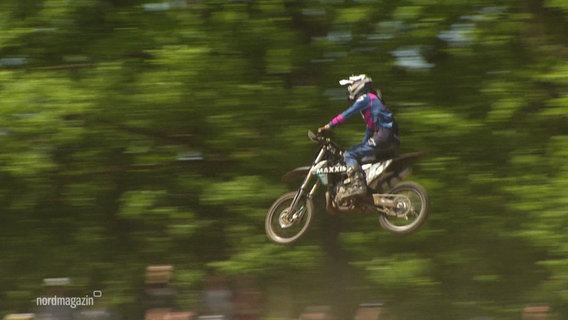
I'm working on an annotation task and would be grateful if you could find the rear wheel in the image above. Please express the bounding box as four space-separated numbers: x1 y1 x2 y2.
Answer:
265 191 314 245
378 181 430 235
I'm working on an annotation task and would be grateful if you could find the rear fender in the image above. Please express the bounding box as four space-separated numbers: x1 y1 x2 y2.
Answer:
282 166 311 183
388 151 427 172
369 151 427 190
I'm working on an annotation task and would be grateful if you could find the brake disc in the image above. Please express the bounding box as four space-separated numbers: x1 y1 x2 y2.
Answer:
279 206 306 228
279 209 293 228
392 196 412 218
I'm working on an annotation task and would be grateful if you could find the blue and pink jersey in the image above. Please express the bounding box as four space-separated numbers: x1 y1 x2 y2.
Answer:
327 93 395 142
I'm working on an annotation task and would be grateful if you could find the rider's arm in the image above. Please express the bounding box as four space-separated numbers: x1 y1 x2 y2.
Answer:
327 95 370 128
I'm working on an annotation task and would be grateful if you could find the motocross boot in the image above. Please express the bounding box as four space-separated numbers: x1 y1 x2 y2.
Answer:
344 165 367 199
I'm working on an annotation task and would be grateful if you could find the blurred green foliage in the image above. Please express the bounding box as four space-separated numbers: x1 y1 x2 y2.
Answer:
0 0 567 319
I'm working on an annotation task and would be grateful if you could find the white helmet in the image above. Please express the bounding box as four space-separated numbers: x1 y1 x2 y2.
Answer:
339 74 373 101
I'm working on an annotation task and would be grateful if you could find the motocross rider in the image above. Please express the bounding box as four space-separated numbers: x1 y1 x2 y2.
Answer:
318 74 399 200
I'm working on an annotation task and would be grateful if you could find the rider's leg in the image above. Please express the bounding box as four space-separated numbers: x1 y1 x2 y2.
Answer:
343 143 377 198
345 165 366 198
370 128 400 156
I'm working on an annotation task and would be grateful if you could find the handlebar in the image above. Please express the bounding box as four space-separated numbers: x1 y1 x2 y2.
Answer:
307 130 341 149
307 129 326 142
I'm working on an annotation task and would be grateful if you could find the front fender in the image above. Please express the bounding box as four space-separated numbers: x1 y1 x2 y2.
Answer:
282 166 311 182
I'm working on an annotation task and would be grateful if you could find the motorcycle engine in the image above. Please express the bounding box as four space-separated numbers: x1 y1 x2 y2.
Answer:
334 182 346 204
325 182 349 214
334 180 356 209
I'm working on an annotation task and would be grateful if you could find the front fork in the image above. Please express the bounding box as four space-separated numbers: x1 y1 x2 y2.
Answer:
287 147 325 219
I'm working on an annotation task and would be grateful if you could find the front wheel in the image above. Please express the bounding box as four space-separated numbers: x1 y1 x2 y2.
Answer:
378 181 430 235
265 191 314 245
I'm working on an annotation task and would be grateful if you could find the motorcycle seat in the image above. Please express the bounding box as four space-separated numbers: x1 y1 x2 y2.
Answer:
360 149 398 164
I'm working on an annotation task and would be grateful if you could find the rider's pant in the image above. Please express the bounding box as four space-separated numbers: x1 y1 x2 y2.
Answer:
344 128 398 168
344 142 378 168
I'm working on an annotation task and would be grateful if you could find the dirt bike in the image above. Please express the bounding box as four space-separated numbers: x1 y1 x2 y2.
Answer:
265 130 430 245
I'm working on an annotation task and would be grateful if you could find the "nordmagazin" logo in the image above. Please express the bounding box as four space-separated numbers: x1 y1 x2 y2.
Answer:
36 291 102 309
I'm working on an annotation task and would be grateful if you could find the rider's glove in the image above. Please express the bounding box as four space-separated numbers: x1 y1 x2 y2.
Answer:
318 124 331 133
